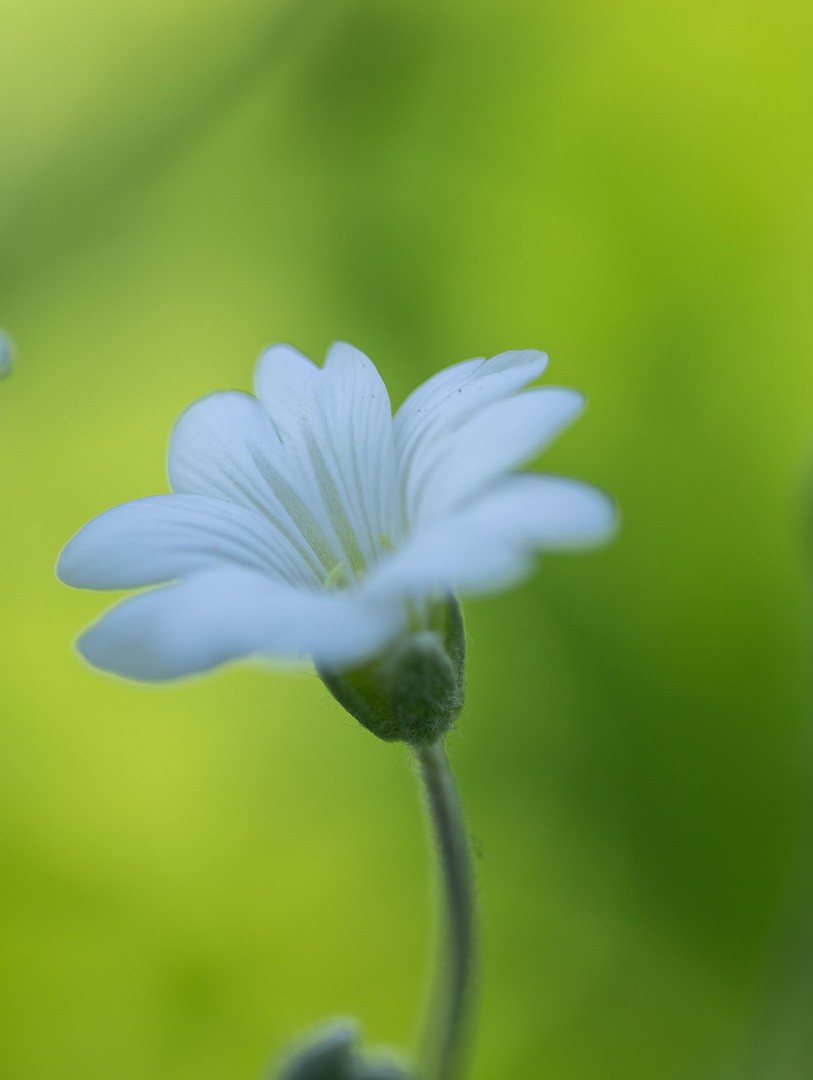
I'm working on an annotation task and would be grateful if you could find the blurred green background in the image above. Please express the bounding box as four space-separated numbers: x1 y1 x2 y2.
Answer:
2 0 813 1077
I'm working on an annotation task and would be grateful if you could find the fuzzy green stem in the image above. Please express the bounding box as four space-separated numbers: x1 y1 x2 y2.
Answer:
415 739 476 1080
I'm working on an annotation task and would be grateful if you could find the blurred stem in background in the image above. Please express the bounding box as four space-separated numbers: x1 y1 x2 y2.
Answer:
713 496 813 1080
415 741 476 1080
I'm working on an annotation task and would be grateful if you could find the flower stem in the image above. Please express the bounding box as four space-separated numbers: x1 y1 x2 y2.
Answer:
415 739 476 1080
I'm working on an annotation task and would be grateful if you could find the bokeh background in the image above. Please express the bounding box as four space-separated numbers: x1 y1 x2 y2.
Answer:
2 1 813 1077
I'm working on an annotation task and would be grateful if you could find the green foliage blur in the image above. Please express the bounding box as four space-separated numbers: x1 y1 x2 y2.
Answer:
2 1 813 1077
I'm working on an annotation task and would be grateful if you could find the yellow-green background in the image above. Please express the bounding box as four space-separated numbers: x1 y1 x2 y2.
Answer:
2 1 813 1077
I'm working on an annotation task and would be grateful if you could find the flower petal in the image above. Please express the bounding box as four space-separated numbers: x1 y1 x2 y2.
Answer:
77 567 405 681
168 389 348 579
364 474 617 600
250 342 320 431
393 349 548 526
253 341 401 571
57 494 318 590
409 387 585 524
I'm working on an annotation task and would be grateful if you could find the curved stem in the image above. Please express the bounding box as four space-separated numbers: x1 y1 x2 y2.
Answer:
415 739 476 1080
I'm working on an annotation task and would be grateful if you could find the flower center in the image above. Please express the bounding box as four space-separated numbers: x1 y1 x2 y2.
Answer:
324 562 350 590
320 534 398 592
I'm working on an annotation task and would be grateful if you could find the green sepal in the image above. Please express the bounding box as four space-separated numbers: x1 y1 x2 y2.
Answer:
276 1021 355 1080
273 1019 411 1080
318 596 466 746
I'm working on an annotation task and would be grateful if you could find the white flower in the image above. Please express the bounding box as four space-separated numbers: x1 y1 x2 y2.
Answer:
57 343 615 683
0 330 13 380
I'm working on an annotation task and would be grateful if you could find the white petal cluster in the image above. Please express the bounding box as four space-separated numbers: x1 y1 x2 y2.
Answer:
58 343 615 681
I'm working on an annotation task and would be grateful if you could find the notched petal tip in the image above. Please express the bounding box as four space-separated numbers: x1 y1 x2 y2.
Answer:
260 341 315 361
324 339 375 369
254 342 317 391
168 387 259 440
